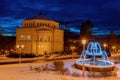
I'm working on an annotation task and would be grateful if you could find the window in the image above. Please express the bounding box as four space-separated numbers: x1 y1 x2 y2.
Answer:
48 36 50 41
31 23 32 26
39 35 42 41
37 23 39 26
40 23 41 26
48 24 49 27
28 35 31 40
44 36 47 41
25 23 26 27
20 35 24 40
45 24 47 26
54 25 55 28
42 23 44 26
33 23 35 26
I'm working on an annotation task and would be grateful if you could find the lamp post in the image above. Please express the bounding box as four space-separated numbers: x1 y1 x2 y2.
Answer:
103 43 107 50
81 39 87 76
112 46 116 56
16 45 24 64
71 46 75 59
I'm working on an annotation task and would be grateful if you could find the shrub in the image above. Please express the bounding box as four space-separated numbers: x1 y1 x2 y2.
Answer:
6 53 37 58
71 71 80 77
61 67 70 75
53 60 64 71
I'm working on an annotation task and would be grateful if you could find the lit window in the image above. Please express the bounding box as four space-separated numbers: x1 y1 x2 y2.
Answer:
20 35 24 40
44 36 47 41
28 35 31 40
39 35 42 41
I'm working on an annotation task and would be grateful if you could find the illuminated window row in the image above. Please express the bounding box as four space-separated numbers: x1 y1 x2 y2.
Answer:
24 23 56 27
20 35 31 40
39 35 50 41
24 23 35 27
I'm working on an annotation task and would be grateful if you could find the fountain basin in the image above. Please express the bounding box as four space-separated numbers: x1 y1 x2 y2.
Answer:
74 59 115 72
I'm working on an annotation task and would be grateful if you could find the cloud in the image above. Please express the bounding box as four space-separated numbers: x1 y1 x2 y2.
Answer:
0 0 120 36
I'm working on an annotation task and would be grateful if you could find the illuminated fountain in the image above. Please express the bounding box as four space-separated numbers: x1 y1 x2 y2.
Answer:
74 41 115 72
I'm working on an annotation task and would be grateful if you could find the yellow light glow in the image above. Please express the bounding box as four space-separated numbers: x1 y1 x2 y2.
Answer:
21 45 24 48
103 43 107 48
82 39 87 45
112 46 116 49
71 46 75 50
16 45 19 48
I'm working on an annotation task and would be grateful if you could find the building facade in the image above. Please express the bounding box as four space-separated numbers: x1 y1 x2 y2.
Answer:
16 14 64 55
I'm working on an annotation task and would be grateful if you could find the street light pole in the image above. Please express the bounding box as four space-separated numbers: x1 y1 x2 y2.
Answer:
17 45 24 64
71 46 75 59
81 39 87 76
103 43 107 50
112 46 116 56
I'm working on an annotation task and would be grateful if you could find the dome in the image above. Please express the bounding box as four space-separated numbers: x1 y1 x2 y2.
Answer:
26 13 50 20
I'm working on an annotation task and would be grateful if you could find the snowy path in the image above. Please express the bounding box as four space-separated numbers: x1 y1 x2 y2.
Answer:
0 60 120 80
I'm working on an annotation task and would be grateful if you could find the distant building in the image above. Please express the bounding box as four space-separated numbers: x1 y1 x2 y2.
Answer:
16 14 64 55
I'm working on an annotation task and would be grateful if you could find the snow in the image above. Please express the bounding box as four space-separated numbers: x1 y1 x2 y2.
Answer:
0 59 120 80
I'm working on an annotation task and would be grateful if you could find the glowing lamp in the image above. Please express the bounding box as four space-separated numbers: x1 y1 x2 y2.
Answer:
82 39 87 45
16 45 19 48
112 46 115 49
103 43 107 48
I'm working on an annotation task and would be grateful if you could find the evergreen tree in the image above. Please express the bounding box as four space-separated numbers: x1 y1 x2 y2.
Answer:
80 20 94 41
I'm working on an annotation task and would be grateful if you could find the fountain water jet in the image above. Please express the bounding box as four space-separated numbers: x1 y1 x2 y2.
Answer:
75 41 115 72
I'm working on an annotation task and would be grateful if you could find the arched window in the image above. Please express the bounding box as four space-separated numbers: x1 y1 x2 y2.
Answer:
20 35 24 40
54 25 55 28
33 23 35 26
31 23 32 26
28 35 31 40
37 23 39 26
42 23 44 26
28 23 29 27
47 24 49 27
40 23 41 26
39 35 42 41
44 35 47 41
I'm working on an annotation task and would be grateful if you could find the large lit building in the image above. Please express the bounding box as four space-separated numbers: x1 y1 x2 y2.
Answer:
16 14 64 55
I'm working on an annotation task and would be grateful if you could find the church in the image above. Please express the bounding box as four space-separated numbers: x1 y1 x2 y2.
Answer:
16 13 64 55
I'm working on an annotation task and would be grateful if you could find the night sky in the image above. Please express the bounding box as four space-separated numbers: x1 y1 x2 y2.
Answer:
0 0 120 36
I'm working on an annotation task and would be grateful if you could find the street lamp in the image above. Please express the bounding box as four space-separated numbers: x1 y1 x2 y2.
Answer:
16 45 24 64
71 46 75 59
112 46 115 50
103 43 107 50
112 46 116 55
81 39 87 76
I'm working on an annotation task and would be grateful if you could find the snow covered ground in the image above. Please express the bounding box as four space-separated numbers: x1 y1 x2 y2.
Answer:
0 59 120 80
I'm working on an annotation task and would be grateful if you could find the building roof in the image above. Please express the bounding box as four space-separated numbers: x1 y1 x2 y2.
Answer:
26 13 50 20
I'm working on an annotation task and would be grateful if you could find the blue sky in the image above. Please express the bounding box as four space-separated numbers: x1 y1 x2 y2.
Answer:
0 0 120 36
